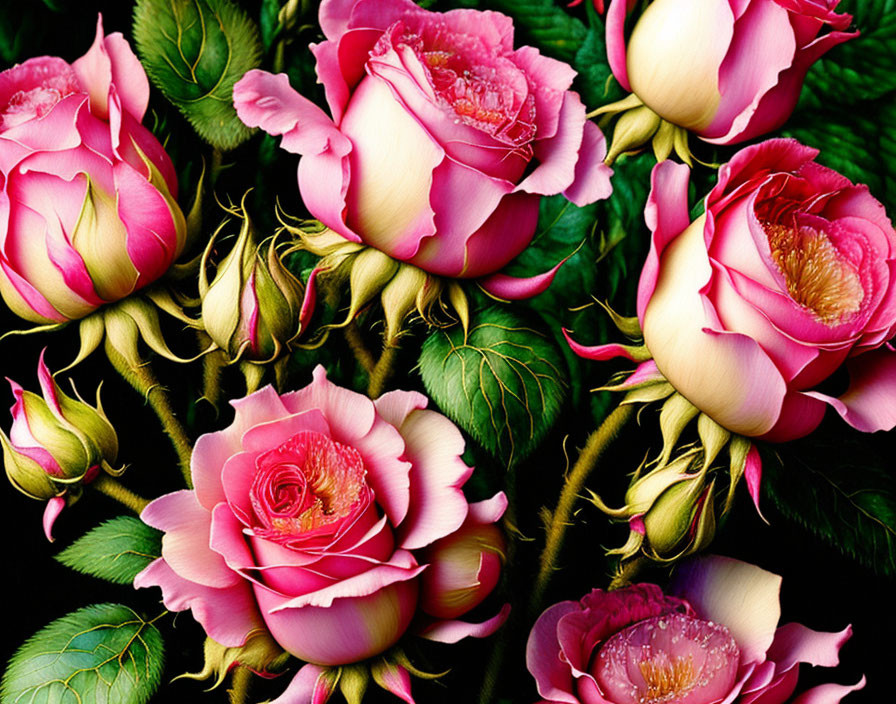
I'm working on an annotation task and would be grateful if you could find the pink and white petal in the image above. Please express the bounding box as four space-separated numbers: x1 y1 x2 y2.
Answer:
605 0 638 91
563 331 647 362
141 490 239 588
233 70 351 158
268 549 424 610
389 408 474 550
297 148 361 243
418 602 511 643
701 1 796 141
761 390 826 444
526 600 582 704
255 578 419 665
372 662 415 704
240 408 331 455
804 348 896 432
672 555 782 665
510 46 576 141
209 502 261 575
562 120 613 207
373 389 429 430
134 558 264 647
119 112 179 197
766 623 853 673
103 32 150 120
311 29 379 124
191 385 291 510
71 16 111 119
0 258 70 323
637 160 693 321
267 663 335 704
515 92 587 198
789 678 866 704
467 492 508 525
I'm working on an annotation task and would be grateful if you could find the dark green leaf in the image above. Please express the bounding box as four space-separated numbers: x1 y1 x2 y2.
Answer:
419 307 567 467
1 604 165 704
55 516 162 585
761 432 896 577
260 0 283 51
133 0 263 151
800 0 896 108
0 5 39 65
573 21 626 111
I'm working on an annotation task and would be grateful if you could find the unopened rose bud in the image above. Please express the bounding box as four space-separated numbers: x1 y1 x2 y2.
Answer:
200 209 308 364
419 501 506 620
2 351 118 539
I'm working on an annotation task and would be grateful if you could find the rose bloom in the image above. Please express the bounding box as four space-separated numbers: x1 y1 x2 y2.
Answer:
135 367 507 698
0 17 185 325
528 555 864 704
606 0 856 144
570 139 896 441
233 0 612 295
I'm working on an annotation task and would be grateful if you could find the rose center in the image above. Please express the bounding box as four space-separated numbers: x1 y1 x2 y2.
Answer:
763 220 864 325
250 430 369 540
0 64 80 131
594 613 740 704
372 21 536 147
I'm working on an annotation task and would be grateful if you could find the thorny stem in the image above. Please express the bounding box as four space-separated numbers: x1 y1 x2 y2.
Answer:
228 666 252 704
609 555 648 590
198 332 226 409
105 345 194 488
528 403 635 620
93 475 150 514
344 321 376 374
368 343 399 399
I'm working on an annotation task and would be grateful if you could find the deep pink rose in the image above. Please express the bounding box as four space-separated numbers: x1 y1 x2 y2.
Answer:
0 17 185 325
233 0 612 297
606 0 856 144
571 139 896 441
135 367 507 701
528 555 864 704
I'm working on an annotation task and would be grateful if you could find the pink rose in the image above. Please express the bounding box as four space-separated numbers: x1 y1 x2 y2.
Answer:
0 16 186 325
135 367 508 701
233 0 612 296
606 0 856 144
570 139 896 442
528 555 864 704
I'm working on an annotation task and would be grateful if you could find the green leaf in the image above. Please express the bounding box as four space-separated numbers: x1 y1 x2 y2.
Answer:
0 5 39 65
55 516 162 585
573 20 626 111
800 0 896 108
419 307 567 467
1 603 165 704
133 0 263 151
761 431 896 577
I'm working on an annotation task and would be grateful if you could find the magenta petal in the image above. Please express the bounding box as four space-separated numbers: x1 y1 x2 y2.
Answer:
479 255 568 300
605 0 637 91
374 663 415 704
233 70 351 158
467 492 508 525
42 496 66 542
419 602 511 643
134 558 264 647
526 601 581 704
267 663 334 704
804 348 896 432
789 678 866 704
563 329 644 362
103 32 149 120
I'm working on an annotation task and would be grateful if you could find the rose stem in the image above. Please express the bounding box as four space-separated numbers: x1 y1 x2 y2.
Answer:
528 403 635 620
199 333 227 409
228 666 252 704
105 344 194 488
93 475 151 514
344 320 376 374
609 555 648 590
367 342 399 398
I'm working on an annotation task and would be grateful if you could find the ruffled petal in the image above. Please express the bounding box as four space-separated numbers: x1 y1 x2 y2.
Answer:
418 602 511 643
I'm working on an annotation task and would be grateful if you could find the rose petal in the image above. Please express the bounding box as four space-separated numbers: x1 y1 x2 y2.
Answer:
526 601 581 704
418 602 511 643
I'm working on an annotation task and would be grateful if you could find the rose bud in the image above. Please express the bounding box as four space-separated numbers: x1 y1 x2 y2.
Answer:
598 0 857 161
0 16 186 325
1 351 118 540
568 139 896 517
419 495 507 620
135 368 509 702
234 0 613 316
199 204 313 381
528 555 864 704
